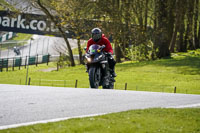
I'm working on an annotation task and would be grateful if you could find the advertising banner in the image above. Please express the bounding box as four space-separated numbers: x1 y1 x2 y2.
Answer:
0 11 72 37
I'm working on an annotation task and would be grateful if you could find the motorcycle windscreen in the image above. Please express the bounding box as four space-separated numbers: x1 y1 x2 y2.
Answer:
88 44 100 55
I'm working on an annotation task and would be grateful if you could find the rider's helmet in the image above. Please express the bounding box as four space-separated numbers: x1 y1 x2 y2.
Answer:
91 28 102 42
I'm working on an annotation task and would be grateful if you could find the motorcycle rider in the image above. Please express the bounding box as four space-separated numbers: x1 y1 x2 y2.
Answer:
86 28 117 78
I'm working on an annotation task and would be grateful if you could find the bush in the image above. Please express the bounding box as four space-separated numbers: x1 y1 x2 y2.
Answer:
126 41 155 61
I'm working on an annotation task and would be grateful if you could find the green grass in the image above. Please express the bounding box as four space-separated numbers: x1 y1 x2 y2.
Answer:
11 33 32 41
0 49 200 94
0 108 200 133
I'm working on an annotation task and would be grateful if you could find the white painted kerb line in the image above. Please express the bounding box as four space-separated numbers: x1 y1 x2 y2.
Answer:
0 113 107 130
1 103 200 130
166 103 200 108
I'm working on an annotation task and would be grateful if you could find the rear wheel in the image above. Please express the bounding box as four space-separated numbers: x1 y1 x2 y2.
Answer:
89 67 101 88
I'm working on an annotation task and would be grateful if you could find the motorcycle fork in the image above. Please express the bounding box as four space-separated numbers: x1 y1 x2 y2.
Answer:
101 62 110 78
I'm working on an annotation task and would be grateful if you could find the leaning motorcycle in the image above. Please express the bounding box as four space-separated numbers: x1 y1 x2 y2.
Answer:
84 44 115 89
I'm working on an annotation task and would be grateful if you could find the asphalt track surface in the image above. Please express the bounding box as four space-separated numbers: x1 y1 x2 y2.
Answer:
0 84 200 129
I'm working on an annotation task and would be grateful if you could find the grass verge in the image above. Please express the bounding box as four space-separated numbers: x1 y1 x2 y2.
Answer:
0 50 200 94
0 108 200 133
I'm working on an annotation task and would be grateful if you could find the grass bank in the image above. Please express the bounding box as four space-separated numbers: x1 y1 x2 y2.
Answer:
0 50 200 94
0 108 200 133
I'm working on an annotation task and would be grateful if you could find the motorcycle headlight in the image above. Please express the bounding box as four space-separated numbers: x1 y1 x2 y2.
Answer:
87 57 92 62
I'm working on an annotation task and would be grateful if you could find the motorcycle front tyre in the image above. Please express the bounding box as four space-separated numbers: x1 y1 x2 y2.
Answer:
89 67 101 89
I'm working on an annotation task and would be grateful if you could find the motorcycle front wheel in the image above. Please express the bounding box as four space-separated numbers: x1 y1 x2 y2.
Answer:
89 67 101 88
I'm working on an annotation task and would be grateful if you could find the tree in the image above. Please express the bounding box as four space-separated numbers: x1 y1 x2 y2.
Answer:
36 0 76 66
154 0 171 58
185 0 195 50
169 0 184 52
194 0 199 49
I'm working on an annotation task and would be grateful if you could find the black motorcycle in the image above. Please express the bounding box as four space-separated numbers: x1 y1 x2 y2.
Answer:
84 44 115 89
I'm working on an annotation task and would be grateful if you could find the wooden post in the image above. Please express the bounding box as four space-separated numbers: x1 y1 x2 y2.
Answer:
75 80 78 88
12 57 14 71
2 59 4 72
125 83 127 90
6 58 8 72
174 86 176 93
47 54 50 66
0 59 2 72
28 77 31 85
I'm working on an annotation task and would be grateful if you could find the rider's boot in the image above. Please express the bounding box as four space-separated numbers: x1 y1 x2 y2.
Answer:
85 65 89 73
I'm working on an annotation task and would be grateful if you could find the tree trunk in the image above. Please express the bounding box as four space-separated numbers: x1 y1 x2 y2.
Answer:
177 13 186 52
37 0 75 66
187 0 195 50
184 22 189 52
154 0 170 58
194 0 199 49
198 21 200 48
169 0 181 52
115 43 122 63
145 0 149 31
77 38 84 64
111 0 122 63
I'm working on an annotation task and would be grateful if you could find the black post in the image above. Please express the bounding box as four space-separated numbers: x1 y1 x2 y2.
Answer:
36 54 38 67
1 59 3 72
0 59 2 72
47 54 50 66
6 58 8 72
12 57 14 71
75 80 78 88
174 86 176 93
125 83 127 90
28 77 31 85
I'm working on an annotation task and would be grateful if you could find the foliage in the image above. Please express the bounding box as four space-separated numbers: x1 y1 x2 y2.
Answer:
57 54 71 68
126 40 155 61
1 108 200 133
5 0 200 63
